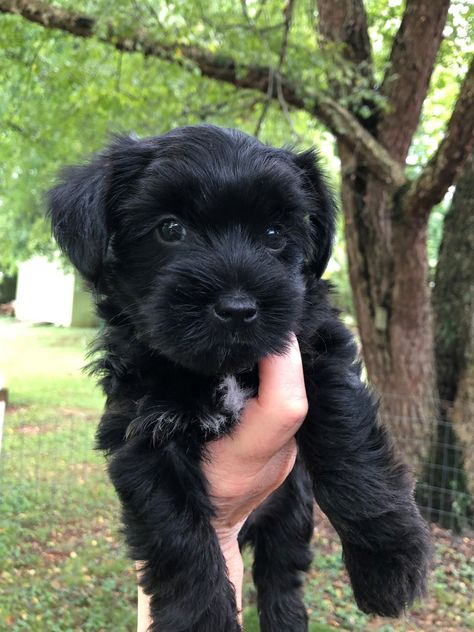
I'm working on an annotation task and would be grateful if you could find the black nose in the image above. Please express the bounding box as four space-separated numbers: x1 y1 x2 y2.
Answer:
213 295 258 329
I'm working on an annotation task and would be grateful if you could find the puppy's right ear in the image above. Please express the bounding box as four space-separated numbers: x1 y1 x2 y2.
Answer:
47 157 109 283
47 136 155 283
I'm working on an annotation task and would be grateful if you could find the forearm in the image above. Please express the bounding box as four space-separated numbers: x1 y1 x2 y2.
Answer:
136 539 243 632
137 579 153 632
218 537 244 622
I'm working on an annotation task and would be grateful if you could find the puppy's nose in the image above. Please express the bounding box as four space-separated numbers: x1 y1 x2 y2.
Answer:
213 295 258 329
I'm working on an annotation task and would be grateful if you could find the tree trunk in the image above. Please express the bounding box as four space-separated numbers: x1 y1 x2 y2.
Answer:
339 144 437 475
317 0 450 477
431 155 474 526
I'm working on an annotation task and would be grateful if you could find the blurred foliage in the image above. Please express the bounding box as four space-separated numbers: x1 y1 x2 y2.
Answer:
0 0 473 296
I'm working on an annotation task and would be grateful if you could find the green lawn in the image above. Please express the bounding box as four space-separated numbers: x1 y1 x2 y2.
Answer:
0 320 336 632
1 319 472 631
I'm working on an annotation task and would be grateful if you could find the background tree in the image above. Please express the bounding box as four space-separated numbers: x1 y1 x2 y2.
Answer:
430 153 474 525
315 0 473 475
1 1 473 490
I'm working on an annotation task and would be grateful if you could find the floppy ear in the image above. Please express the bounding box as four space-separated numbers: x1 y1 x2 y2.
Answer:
292 149 337 278
48 157 109 283
47 135 155 283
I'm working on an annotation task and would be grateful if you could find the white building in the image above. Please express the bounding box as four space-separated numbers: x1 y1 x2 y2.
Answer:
15 256 97 327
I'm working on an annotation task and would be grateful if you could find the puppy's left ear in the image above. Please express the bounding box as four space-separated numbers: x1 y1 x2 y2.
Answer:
292 149 337 278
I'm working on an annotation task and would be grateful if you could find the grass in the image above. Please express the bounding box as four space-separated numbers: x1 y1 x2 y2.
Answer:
1 318 473 631
0 321 131 631
0 319 337 631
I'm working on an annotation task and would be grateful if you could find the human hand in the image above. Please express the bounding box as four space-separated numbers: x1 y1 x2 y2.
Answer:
202 334 308 615
137 334 307 630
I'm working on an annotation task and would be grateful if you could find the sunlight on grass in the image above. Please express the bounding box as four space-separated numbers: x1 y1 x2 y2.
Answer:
0 320 103 410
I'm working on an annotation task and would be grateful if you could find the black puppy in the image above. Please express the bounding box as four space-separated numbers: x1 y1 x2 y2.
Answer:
48 125 430 632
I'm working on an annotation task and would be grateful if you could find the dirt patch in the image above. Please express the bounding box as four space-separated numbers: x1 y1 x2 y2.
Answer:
59 408 98 421
7 405 30 415
23 518 122 569
11 407 98 435
16 425 44 435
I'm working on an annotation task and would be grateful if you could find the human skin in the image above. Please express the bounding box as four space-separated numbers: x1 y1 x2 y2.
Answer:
137 335 308 631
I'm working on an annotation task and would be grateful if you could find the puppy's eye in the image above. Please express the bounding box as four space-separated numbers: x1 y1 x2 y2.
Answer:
265 226 281 237
157 219 187 243
263 225 286 252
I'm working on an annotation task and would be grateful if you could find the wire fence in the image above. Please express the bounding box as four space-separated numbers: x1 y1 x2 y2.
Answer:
0 411 105 512
416 417 473 533
1 394 473 533
378 392 474 532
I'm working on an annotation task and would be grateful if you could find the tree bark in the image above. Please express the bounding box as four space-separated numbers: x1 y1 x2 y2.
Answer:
317 0 373 71
378 0 451 163
316 0 451 472
432 154 474 521
339 144 437 473
349 56 474 474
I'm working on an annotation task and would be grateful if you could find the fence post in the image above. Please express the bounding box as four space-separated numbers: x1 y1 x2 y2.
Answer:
0 374 7 455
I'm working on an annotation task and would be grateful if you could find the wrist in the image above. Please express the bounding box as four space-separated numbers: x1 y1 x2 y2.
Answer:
215 529 244 620
214 518 243 548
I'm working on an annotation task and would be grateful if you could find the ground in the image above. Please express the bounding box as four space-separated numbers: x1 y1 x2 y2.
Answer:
0 319 473 631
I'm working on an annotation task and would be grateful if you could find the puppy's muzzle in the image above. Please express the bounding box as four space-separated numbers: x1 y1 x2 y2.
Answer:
213 293 258 330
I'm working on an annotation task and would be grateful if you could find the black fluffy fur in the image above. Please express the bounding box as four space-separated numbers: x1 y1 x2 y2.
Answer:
48 125 431 631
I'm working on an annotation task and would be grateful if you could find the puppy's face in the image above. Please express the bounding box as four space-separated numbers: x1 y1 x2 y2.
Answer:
49 126 335 375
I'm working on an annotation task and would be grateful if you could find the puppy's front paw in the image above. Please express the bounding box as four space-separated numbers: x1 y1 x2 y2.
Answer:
342 532 431 617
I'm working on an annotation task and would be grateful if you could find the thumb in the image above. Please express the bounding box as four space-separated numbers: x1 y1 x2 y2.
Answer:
231 335 307 459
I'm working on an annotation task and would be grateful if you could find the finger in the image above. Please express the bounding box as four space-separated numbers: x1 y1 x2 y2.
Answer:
230 335 307 459
257 334 307 411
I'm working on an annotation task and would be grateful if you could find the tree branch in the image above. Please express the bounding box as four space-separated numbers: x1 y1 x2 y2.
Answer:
255 0 295 137
0 0 94 34
316 0 373 81
403 57 474 225
316 0 377 138
318 97 405 186
6 120 28 136
378 0 451 162
0 0 406 187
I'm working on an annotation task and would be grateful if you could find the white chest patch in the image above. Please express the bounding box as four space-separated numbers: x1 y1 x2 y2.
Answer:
217 375 253 421
196 375 253 434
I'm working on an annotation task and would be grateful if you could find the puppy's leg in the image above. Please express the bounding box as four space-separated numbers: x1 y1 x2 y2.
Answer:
240 458 314 632
298 322 431 618
108 437 241 632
